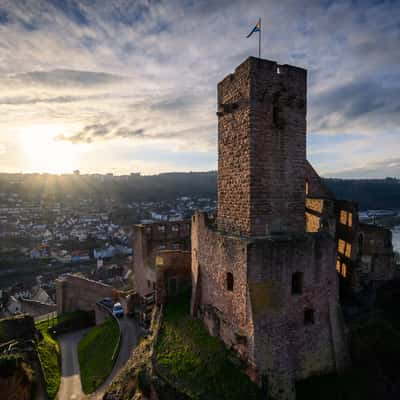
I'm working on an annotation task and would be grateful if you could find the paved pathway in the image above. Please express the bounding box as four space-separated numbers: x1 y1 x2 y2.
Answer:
57 329 88 400
57 317 140 400
92 316 140 399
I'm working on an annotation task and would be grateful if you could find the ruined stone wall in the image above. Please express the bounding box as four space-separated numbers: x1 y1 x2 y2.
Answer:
56 274 113 314
191 212 253 360
154 250 191 304
132 221 190 298
358 223 395 285
217 57 306 236
192 212 348 399
132 224 154 297
248 233 347 397
305 198 336 236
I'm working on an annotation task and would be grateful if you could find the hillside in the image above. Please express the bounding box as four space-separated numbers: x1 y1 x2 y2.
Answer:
1 172 400 210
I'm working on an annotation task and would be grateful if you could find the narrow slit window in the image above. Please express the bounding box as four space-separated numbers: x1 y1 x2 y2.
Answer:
345 243 352 258
340 210 348 225
341 263 347 278
348 213 353 227
304 308 315 325
291 272 303 295
227 272 234 291
336 258 341 273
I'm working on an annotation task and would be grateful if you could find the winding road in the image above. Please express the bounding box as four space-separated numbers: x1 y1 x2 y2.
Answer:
57 329 88 400
57 316 140 400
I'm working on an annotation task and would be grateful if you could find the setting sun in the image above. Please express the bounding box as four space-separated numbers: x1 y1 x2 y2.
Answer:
19 124 80 174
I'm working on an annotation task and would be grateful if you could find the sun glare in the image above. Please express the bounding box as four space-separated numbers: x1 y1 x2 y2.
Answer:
20 124 80 174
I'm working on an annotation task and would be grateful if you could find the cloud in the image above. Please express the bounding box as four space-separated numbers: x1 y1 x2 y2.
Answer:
4 69 127 88
0 0 399 175
309 79 400 133
56 120 146 143
325 157 400 179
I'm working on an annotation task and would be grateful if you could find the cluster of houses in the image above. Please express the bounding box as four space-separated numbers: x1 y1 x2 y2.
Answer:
135 196 216 224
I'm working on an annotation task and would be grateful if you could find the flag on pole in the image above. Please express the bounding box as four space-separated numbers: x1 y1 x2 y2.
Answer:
246 19 261 38
246 18 262 58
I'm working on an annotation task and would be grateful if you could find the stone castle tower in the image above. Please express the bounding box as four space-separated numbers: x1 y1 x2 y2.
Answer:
191 57 349 399
217 58 306 236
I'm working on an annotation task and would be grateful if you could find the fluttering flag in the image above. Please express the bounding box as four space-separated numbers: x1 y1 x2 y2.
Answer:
246 18 262 58
246 19 261 38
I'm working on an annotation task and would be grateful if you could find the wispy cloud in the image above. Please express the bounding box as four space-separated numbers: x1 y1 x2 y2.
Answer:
0 0 399 176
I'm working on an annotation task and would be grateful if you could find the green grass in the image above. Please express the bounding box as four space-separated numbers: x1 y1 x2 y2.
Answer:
78 318 120 394
36 320 61 399
155 294 263 400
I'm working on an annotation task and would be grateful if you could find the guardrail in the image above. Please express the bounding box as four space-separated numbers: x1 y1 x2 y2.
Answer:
95 301 122 366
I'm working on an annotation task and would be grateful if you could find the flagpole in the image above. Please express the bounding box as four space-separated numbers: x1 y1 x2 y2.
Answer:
258 18 261 58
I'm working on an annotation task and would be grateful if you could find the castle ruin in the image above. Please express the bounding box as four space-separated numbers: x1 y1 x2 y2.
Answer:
191 57 350 399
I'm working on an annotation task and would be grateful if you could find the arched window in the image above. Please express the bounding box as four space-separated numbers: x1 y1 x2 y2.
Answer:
226 272 234 291
291 272 303 295
304 308 315 325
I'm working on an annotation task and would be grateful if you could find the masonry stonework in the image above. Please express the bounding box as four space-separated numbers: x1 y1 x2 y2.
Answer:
132 221 191 306
56 274 113 314
217 58 306 236
192 57 349 400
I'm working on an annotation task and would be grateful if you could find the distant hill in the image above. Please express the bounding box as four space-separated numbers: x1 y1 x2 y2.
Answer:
324 177 400 210
1 172 400 210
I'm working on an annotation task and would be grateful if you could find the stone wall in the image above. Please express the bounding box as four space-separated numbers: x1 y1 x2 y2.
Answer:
305 161 334 199
192 212 349 399
154 250 191 304
19 299 56 317
217 57 306 236
132 221 190 298
191 212 252 360
56 274 113 314
357 223 395 287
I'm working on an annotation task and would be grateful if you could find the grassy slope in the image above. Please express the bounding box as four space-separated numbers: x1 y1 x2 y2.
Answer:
78 318 119 394
36 321 61 399
156 295 263 400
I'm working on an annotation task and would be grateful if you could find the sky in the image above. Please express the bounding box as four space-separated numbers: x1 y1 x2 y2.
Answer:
0 0 399 177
